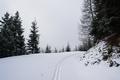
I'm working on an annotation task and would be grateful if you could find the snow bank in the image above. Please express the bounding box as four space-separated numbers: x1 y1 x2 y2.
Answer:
83 41 120 67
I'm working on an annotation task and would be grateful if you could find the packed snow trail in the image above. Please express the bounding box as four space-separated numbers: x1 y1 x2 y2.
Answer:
52 52 84 80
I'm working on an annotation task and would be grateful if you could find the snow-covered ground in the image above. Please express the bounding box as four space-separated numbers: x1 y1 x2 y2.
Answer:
0 51 120 80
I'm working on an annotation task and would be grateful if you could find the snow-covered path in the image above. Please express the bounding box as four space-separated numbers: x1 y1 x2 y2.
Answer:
0 51 120 80
0 52 84 80
52 52 83 80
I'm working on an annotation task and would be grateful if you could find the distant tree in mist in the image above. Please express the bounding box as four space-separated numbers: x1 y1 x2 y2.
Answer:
79 0 94 50
65 43 71 52
45 45 51 53
61 48 65 52
73 46 78 51
79 37 93 51
53 48 58 53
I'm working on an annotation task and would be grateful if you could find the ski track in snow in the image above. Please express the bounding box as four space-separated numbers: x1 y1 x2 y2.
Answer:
52 52 84 80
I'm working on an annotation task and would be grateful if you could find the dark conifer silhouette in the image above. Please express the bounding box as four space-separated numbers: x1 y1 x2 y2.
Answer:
65 43 71 52
45 45 51 53
27 21 40 54
0 12 26 58
0 12 12 57
13 11 26 55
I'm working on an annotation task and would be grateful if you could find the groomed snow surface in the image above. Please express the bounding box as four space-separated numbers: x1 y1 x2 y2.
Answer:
0 51 120 80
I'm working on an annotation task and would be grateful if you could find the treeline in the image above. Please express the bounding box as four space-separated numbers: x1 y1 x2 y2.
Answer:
44 43 71 53
0 12 40 58
0 12 73 58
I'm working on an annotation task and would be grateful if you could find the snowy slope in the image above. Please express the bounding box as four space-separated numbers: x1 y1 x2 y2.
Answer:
0 51 120 80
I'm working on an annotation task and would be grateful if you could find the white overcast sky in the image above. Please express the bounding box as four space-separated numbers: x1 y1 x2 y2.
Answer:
0 0 83 49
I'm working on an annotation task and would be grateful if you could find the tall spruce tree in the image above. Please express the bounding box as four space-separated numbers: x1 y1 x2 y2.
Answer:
27 21 40 54
0 12 13 57
13 11 26 55
54 48 58 53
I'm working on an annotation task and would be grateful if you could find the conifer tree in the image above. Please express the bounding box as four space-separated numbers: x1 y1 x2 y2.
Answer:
90 0 109 41
27 21 40 54
79 0 94 50
45 45 51 53
0 12 12 57
65 43 71 52
54 48 58 53
80 0 93 36
61 48 65 52
0 12 26 58
13 11 26 55
90 0 120 41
